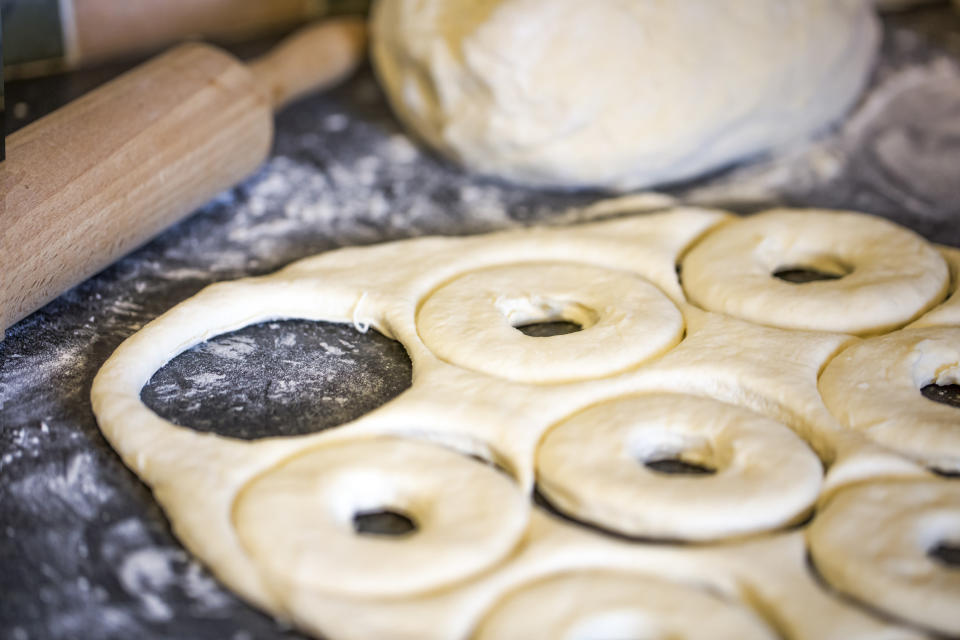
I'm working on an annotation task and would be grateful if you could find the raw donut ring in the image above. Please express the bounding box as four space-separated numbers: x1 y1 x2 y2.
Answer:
681 209 949 335
819 327 960 474
417 263 683 383
472 570 776 640
807 479 960 637
233 436 528 597
535 394 822 541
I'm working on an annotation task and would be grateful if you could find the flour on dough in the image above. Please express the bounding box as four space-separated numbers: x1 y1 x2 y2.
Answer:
371 0 879 190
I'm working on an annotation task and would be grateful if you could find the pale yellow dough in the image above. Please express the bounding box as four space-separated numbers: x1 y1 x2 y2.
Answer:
911 246 960 329
370 0 878 190
536 393 822 540
808 479 960 637
681 209 949 335
471 569 776 640
90 206 944 640
234 436 529 598
418 263 683 383
819 327 960 473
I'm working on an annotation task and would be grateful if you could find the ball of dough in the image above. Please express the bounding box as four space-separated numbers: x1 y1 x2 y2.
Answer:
233 436 528 597
807 479 960 637
472 570 776 640
681 209 950 335
370 0 879 190
536 394 822 540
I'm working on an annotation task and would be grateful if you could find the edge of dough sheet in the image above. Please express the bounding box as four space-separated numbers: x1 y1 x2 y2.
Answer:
90 208 728 614
90 206 949 639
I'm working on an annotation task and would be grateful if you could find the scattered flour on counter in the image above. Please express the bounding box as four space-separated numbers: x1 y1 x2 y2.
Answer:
679 46 960 236
119 549 179 621
199 336 258 361
6 451 115 520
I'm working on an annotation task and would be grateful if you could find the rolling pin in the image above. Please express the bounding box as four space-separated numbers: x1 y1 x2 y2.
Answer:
3 0 368 78
0 17 367 335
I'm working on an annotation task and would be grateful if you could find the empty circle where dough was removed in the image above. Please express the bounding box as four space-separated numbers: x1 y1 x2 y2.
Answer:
417 263 683 384
536 394 822 541
681 209 949 335
807 479 960 637
233 436 528 598
141 320 412 439
472 569 776 640
819 327 960 474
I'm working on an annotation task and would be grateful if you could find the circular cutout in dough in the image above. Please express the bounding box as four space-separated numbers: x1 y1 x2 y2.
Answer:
417 263 683 383
472 569 776 640
681 209 949 335
233 436 528 597
819 327 960 474
140 319 412 440
536 394 822 541
807 479 960 637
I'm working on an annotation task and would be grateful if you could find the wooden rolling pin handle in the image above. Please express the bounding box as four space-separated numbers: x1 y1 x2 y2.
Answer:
0 18 368 336
249 18 368 111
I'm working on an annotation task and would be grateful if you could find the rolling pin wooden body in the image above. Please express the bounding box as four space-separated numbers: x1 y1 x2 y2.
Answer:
3 0 369 78
0 18 366 335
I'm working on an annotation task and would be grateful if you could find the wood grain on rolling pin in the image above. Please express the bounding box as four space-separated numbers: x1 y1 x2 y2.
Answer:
0 18 366 334
72 0 331 66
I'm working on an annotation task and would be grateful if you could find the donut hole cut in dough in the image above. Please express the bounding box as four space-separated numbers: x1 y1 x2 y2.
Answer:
929 540 960 568
807 479 960 637
141 319 412 440
514 320 584 338
352 508 418 537
771 255 852 284
681 209 949 335
819 326 960 474
636 430 718 477
921 382 960 410
232 436 529 598
471 569 776 640
417 263 683 384
535 394 822 541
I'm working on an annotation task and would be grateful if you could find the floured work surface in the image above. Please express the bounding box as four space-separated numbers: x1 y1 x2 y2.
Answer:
3 7 960 640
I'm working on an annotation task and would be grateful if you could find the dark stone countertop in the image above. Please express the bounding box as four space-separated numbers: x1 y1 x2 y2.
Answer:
2 7 960 640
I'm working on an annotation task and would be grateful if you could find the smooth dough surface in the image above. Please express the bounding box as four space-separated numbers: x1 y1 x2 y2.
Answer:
89 207 943 640
370 0 879 191
471 569 776 640
911 246 960 328
536 394 822 540
234 436 528 598
819 327 960 473
808 479 960 636
417 263 683 383
681 209 949 335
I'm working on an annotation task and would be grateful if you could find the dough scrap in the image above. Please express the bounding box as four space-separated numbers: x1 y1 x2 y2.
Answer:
819 326 960 474
808 479 960 636
681 208 949 335
370 0 879 191
536 393 822 541
89 206 948 639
